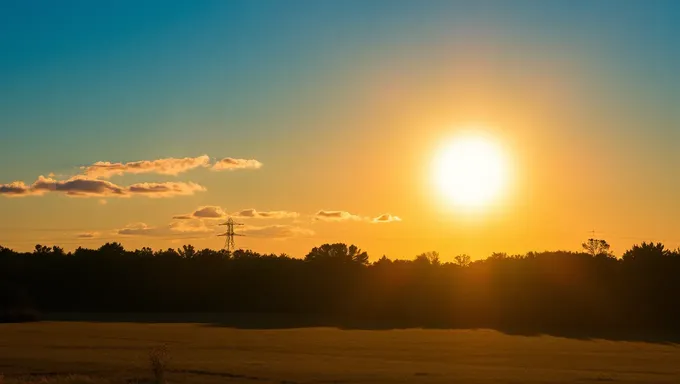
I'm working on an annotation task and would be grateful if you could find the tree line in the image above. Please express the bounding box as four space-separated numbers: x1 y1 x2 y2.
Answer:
2 240 680 341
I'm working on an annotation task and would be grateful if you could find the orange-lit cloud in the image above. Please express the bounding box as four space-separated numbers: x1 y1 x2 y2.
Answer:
173 206 298 220
82 155 211 178
233 209 299 219
212 158 263 171
32 176 126 197
126 182 206 198
372 213 402 223
314 210 402 223
240 224 314 239
0 181 36 197
117 221 213 238
0 176 206 198
76 232 100 239
314 210 364 221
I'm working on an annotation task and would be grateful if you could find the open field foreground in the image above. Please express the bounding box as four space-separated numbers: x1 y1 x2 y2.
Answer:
1 322 679 384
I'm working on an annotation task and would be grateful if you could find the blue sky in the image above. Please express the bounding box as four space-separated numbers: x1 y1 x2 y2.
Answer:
1 1 679 257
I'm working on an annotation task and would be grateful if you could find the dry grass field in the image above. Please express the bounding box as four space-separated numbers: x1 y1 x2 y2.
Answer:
1 321 679 384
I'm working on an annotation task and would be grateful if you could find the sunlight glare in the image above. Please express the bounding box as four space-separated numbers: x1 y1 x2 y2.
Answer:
433 132 509 209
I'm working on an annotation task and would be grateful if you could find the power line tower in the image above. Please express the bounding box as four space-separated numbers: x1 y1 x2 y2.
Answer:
218 217 244 252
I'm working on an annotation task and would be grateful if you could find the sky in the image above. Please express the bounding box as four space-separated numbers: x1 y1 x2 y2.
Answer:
1 0 679 260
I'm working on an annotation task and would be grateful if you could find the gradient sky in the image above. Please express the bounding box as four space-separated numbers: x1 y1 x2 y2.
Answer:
1 0 679 260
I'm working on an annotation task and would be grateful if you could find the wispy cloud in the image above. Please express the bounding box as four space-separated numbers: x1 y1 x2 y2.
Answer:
0 181 36 197
240 224 314 239
314 210 364 222
0 176 206 198
117 221 214 238
32 176 126 197
212 158 263 171
174 206 298 220
82 155 211 179
314 210 402 223
76 232 100 239
232 209 299 219
372 213 402 223
193 206 228 218
173 205 227 220
80 155 263 178
126 182 206 198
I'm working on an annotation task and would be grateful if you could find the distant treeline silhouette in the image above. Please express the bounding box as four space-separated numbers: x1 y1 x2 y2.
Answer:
2 241 680 340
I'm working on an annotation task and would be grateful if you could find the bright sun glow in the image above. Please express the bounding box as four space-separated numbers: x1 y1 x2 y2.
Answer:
433 133 509 208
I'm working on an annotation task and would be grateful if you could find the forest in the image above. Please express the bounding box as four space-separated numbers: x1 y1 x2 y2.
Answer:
2 240 679 341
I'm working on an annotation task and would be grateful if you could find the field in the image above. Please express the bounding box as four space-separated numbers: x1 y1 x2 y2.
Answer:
1 321 679 384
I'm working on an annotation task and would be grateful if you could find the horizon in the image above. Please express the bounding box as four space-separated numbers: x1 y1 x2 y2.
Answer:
2 0 680 260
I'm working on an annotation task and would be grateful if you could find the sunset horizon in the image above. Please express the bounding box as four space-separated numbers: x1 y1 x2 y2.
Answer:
3 1 679 259
3 2 680 383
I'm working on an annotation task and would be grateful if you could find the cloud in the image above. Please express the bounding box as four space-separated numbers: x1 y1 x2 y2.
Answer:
1 176 206 198
82 155 211 179
169 220 214 233
126 182 206 198
314 210 364 222
76 232 100 239
372 213 402 223
173 206 298 220
172 205 226 220
117 223 166 237
212 158 263 171
232 209 299 219
314 210 402 223
32 176 127 197
240 225 315 239
193 206 227 218
0 181 39 197
117 221 213 238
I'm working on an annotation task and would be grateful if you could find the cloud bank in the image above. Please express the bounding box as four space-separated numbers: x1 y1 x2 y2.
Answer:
212 158 263 171
232 209 299 219
0 181 35 196
174 206 298 220
240 224 314 239
76 232 100 239
315 210 402 223
314 210 364 222
82 155 211 179
372 213 402 223
0 176 206 198
117 221 214 238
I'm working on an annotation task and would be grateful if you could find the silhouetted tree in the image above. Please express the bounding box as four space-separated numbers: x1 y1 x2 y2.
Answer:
622 242 669 262
582 238 613 258
414 251 440 266
99 242 126 257
135 247 154 258
373 255 392 266
453 254 471 267
178 244 196 259
33 244 51 256
305 243 369 265
2 240 680 339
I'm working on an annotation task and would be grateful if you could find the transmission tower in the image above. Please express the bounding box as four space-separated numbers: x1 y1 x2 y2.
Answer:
218 217 244 251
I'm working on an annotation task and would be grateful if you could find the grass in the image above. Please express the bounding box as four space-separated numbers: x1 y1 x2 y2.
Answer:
1 321 679 383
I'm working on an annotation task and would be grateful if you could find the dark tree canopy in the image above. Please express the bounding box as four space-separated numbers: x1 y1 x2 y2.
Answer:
1 240 680 341
305 243 369 265
582 238 613 258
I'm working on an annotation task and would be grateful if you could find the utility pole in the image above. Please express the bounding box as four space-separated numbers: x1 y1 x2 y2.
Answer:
218 217 244 251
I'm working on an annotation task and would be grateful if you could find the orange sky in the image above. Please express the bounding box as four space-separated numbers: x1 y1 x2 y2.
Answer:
2 2 679 260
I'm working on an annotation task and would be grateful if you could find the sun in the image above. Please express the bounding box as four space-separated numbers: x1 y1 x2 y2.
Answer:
433 133 509 209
